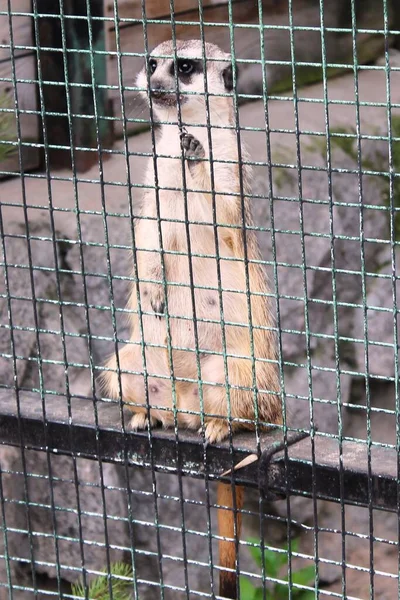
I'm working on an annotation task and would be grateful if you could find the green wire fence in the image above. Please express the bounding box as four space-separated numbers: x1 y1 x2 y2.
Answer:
0 0 399 599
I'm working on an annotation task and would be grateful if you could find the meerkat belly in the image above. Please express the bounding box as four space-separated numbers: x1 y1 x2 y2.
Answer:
136 184 251 380
165 217 249 358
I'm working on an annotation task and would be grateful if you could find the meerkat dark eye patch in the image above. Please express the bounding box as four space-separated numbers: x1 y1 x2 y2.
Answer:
222 63 239 91
169 59 203 82
178 59 194 75
148 58 157 74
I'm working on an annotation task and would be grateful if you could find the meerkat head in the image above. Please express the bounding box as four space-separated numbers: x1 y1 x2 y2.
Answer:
136 39 237 123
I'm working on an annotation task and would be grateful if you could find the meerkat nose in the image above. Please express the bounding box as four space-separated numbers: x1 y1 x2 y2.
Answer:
150 80 168 99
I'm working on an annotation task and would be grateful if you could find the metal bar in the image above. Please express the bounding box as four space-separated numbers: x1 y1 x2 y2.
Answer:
0 391 397 512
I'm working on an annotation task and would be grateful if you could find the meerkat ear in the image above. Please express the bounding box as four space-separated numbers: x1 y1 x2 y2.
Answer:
222 63 239 91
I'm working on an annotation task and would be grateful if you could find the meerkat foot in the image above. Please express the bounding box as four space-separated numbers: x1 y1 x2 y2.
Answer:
180 132 205 163
201 419 229 444
129 412 158 431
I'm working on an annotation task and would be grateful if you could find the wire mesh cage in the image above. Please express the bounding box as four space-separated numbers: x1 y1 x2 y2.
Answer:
0 0 399 599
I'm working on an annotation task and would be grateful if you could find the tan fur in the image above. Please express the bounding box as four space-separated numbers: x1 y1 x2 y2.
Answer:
100 40 282 599
218 483 244 599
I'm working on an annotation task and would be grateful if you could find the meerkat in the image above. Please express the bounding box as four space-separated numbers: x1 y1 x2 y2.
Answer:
101 40 282 599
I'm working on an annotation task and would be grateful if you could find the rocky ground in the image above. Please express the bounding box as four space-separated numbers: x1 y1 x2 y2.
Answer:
1 59 400 599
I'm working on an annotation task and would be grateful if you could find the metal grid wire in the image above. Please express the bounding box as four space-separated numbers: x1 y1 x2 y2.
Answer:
0 0 399 598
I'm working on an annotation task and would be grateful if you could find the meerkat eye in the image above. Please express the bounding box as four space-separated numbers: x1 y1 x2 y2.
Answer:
177 59 194 75
148 59 157 74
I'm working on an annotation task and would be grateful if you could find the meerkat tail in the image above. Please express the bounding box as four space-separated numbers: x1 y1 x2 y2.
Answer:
217 482 244 599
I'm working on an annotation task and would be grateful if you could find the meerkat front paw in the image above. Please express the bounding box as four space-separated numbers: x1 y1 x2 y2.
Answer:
130 412 158 431
200 418 229 444
180 132 205 163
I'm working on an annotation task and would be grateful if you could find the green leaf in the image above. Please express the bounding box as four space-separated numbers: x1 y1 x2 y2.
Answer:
274 582 291 600
263 549 279 579
246 537 289 578
239 576 257 600
291 566 316 587
276 548 289 569
246 538 264 569
254 588 269 600
290 538 299 553
297 591 317 600
249 545 263 569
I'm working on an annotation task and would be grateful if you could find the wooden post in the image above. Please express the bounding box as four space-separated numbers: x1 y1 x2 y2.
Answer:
37 0 113 171
0 0 39 177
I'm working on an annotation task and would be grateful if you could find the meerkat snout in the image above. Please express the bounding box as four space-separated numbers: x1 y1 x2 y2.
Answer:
148 78 179 107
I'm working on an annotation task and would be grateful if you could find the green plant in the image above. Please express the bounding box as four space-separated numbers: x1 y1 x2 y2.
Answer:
71 562 134 600
240 537 316 600
0 92 16 162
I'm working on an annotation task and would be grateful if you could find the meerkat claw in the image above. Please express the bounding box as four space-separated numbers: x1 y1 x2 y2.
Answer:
181 132 205 162
151 299 165 318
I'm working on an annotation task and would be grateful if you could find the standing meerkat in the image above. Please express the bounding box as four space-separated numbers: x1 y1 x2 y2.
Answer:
102 40 282 599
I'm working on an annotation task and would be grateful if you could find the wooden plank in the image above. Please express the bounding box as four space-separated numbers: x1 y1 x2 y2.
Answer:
104 0 218 22
104 0 285 22
0 389 399 511
0 0 39 177
0 0 35 61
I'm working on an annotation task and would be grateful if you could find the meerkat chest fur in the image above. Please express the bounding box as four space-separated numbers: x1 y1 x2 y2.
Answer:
144 120 243 257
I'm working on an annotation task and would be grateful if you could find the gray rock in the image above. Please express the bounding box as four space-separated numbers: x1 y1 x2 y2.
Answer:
62 211 133 382
353 248 400 379
0 219 229 598
250 135 390 437
0 222 61 389
0 221 95 399
284 342 353 436
244 129 392 526
0 447 128 582
0 223 133 592
252 140 389 362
